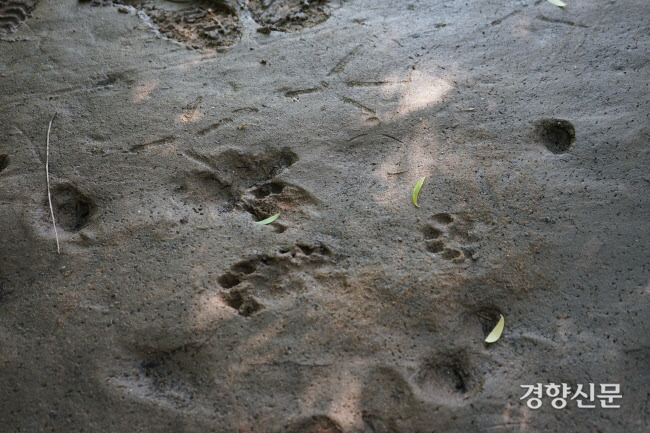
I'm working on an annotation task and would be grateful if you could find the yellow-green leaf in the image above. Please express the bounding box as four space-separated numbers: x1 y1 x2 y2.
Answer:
485 314 505 343
412 176 426 208
546 0 566 8
255 212 280 225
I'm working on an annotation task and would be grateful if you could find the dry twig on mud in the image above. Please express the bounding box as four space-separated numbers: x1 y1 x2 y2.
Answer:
46 113 60 254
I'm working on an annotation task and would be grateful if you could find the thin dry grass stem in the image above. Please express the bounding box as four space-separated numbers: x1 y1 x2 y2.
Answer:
46 113 60 254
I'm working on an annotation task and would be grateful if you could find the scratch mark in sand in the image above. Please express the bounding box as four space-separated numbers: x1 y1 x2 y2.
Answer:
328 44 362 75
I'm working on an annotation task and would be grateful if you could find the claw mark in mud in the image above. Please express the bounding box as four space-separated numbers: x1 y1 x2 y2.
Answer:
283 87 321 98
422 213 480 262
490 9 520 26
79 0 114 5
534 118 576 154
0 0 36 35
344 80 408 87
415 352 482 400
248 0 332 33
328 43 362 75
284 415 344 433
91 0 242 50
380 133 402 143
347 133 368 142
217 242 333 314
197 117 233 135
537 15 588 28
232 106 258 113
45 184 96 233
338 95 376 114
129 134 176 152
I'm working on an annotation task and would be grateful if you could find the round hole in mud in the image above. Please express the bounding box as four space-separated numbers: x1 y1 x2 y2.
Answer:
0 154 8 173
535 118 575 153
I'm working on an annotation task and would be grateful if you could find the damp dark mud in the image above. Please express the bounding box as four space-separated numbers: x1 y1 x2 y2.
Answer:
0 0 648 432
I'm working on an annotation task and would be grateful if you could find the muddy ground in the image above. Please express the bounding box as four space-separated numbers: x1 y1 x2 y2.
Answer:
0 0 648 432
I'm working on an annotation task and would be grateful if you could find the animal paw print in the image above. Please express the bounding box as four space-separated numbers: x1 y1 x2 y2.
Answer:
217 242 332 315
241 180 318 232
421 213 479 263
178 147 310 225
217 258 263 316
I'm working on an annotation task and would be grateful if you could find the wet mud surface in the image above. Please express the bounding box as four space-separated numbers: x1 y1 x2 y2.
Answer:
1 0 649 432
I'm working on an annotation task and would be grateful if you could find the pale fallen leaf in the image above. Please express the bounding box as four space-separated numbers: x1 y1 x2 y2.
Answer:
547 0 566 8
255 212 280 225
485 314 505 343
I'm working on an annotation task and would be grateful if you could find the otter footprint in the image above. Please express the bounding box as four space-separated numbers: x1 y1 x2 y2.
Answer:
217 242 333 314
241 180 318 230
421 213 478 263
